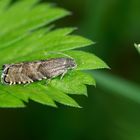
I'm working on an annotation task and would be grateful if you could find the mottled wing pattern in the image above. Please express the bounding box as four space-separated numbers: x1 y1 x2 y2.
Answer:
38 58 71 78
1 58 77 85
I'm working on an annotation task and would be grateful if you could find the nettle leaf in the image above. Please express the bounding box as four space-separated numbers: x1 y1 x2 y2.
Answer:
0 0 108 108
50 71 96 96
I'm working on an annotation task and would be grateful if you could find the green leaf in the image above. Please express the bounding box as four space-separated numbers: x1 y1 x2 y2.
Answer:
51 71 96 96
0 90 25 108
0 0 108 108
66 51 109 70
0 3 70 47
134 43 140 54
42 85 81 108
0 27 77 65
0 0 10 14
0 33 94 65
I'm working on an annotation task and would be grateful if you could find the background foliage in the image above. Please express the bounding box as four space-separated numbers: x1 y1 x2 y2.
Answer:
0 0 140 140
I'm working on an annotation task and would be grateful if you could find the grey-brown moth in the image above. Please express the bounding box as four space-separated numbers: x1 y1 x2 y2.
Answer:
1 58 77 85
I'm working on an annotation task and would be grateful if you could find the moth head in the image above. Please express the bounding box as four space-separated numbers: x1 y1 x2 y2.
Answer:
66 58 77 69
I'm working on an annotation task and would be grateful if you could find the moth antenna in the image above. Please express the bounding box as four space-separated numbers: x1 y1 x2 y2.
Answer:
44 51 74 60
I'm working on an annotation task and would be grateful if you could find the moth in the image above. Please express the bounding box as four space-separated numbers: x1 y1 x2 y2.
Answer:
1 58 77 85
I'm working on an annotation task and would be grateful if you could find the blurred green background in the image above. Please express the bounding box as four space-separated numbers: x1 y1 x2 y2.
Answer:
0 0 140 140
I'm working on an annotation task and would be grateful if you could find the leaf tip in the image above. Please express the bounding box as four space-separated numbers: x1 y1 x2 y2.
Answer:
100 61 110 69
73 104 82 108
134 43 140 54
